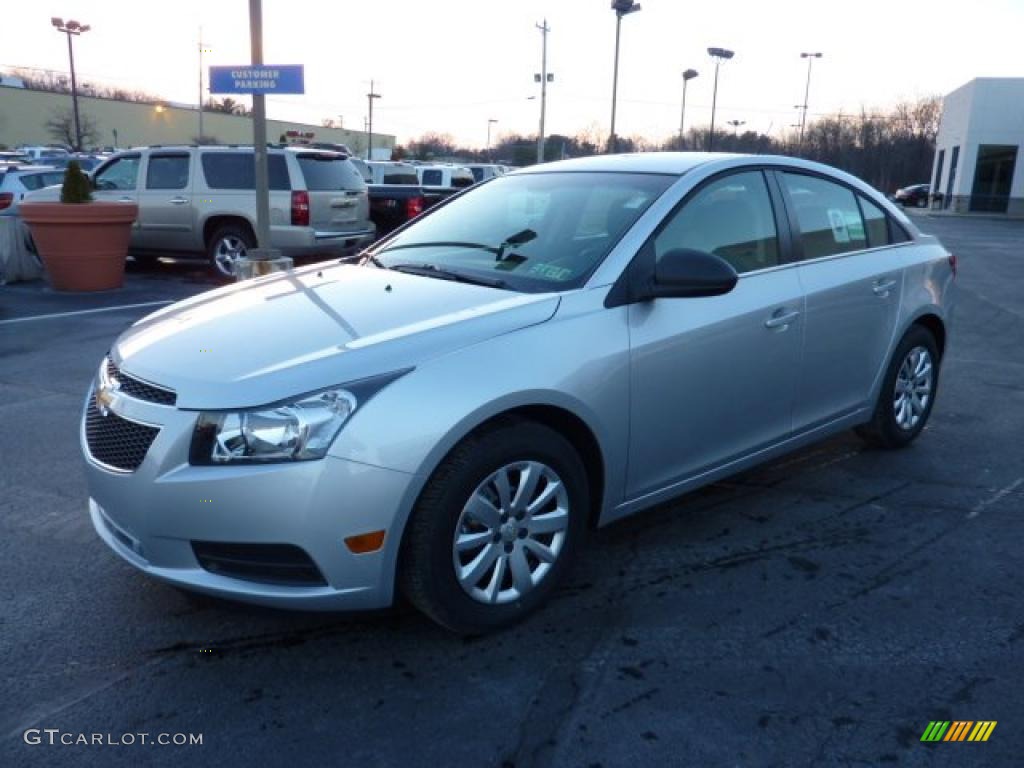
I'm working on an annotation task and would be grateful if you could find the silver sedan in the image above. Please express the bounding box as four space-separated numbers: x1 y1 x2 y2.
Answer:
82 152 955 633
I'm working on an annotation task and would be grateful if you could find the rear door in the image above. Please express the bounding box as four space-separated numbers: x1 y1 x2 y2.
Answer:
295 153 369 232
778 171 904 432
136 152 194 251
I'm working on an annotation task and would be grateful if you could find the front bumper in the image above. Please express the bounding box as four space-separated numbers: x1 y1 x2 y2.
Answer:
82 390 416 611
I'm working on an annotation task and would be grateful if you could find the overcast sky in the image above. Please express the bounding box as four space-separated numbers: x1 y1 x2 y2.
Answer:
3 0 1022 147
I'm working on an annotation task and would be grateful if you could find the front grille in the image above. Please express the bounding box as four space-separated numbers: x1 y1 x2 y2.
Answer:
191 541 327 586
106 358 177 406
85 399 160 472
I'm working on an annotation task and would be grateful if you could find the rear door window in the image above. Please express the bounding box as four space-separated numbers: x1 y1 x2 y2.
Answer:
421 169 443 186
296 154 364 191
382 170 418 184
858 196 891 248
19 171 65 191
782 173 867 259
146 154 190 190
201 153 290 190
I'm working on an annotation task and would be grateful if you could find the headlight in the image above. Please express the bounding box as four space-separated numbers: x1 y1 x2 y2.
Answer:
189 370 410 465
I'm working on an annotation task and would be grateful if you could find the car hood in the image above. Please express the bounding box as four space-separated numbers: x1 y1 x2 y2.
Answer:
112 262 560 409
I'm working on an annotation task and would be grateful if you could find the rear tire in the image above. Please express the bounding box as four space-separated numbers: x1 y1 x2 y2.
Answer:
400 418 588 634
207 223 255 278
856 325 940 449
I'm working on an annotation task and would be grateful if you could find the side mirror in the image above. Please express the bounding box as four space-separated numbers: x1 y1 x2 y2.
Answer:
648 248 738 298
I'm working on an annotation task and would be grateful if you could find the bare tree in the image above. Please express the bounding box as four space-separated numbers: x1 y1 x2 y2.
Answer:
45 109 99 149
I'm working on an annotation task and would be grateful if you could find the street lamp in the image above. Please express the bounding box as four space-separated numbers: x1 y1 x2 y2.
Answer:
366 80 381 160
679 68 698 147
706 46 734 152
727 119 745 136
487 118 498 160
51 17 91 151
798 52 823 152
609 0 642 154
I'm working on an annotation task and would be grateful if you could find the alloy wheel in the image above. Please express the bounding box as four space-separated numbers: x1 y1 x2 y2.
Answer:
452 461 570 605
893 345 933 430
213 235 246 277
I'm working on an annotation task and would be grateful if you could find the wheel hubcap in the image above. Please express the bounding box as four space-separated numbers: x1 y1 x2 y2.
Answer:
214 236 246 276
893 345 933 431
452 460 570 605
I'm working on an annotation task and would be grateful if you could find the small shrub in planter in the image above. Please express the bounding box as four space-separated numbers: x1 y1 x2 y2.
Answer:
19 160 138 291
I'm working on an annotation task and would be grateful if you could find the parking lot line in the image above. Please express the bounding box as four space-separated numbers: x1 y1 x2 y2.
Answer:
0 300 174 326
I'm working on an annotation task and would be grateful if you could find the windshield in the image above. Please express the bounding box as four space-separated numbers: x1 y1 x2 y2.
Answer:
370 171 674 292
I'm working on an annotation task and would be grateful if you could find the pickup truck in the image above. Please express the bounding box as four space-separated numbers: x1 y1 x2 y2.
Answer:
359 161 463 238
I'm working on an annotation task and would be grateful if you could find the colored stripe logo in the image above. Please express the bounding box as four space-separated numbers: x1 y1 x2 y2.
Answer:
921 721 997 742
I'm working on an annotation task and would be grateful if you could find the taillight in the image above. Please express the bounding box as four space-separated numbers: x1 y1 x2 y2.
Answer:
0 193 13 210
948 253 957 278
291 190 310 226
406 196 424 219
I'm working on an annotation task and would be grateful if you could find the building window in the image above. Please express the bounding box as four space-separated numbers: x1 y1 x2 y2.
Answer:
933 149 945 202
970 145 1019 213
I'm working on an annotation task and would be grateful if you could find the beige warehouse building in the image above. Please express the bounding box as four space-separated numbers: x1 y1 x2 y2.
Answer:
0 85 394 156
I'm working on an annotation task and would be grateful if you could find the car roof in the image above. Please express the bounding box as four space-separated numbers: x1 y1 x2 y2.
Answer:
515 151 745 176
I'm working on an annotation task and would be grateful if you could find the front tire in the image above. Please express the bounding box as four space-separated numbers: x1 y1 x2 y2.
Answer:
400 418 588 634
856 325 940 449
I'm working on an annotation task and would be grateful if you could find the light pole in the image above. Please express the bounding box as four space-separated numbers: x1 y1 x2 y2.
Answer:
609 0 642 154
706 47 734 152
366 80 381 160
51 17 90 151
679 68 698 147
198 29 211 140
798 52 822 151
535 19 552 164
727 119 745 136
487 118 498 161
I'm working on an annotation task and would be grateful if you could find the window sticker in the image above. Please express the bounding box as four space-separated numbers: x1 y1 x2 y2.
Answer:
527 263 573 281
827 208 850 243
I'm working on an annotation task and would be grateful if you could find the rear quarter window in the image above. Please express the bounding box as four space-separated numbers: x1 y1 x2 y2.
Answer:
201 153 290 190
296 155 365 191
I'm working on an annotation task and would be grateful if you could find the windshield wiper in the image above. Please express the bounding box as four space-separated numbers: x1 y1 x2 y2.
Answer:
388 262 508 289
378 241 499 256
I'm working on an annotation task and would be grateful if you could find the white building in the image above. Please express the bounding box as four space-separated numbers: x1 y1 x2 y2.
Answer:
932 78 1024 215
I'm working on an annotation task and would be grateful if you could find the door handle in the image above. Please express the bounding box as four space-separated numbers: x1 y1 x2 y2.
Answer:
872 278 897 296
764 309 800 329
118 196 133 202
169 197 189 205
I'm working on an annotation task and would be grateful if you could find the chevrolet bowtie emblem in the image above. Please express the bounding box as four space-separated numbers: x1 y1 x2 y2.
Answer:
95 375 120 417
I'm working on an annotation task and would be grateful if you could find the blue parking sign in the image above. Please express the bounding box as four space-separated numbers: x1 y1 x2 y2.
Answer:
209 65 304 95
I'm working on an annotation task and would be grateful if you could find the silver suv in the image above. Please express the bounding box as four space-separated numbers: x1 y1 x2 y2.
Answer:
84 146 374 276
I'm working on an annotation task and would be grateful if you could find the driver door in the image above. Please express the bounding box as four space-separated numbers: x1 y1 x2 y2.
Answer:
626 170 804 499
92 153 142 239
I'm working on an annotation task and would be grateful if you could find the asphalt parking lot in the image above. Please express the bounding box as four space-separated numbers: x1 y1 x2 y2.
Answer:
2 214 1022 767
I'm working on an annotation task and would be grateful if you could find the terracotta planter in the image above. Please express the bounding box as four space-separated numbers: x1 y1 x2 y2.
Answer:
20 201 138 292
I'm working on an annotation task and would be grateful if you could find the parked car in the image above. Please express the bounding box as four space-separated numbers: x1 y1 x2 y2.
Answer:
18 145 71 165
416 164 475 191
28 145 374 277
367 161 419 186
0 165 66 216
892 183 930 208
466 163 505 183
0 151 33 165
362 161 461 237
81 153 954 633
